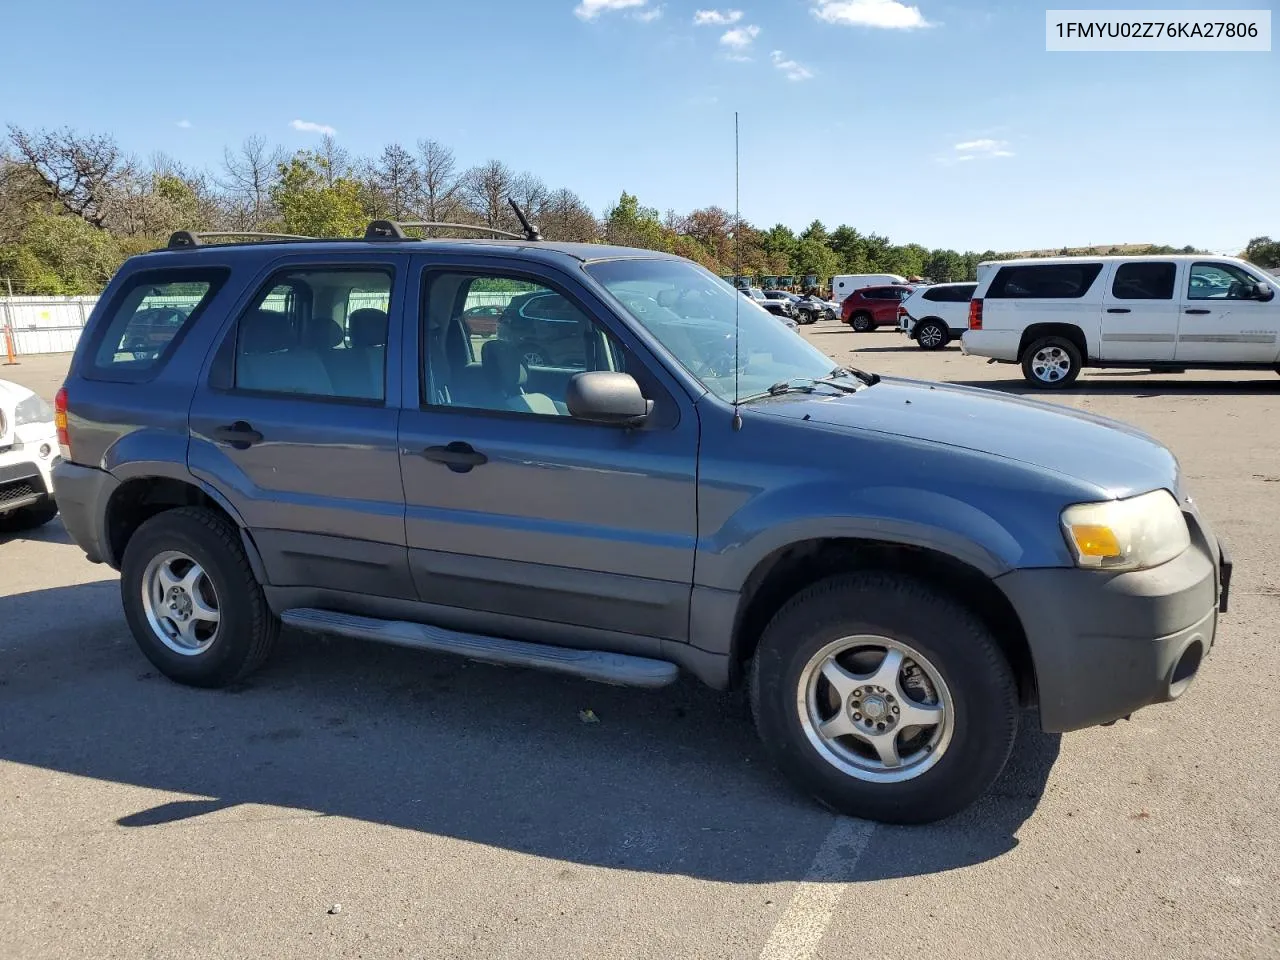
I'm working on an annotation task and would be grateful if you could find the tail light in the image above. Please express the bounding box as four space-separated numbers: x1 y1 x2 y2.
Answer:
54 386 71 460
897 306 908 320
968 298 984 330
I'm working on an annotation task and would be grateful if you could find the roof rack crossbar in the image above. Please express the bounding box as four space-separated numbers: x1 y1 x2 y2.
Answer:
364 220 526 241
167 230 313 249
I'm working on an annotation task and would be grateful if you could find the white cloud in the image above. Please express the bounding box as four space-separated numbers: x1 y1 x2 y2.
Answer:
720 24 760 48
574 0 646 20
954 138 1014 157
175 119 192 129
291 119 337 136
694 8 742 25
770 50 814 81
632 4 663 20
811 0 930 29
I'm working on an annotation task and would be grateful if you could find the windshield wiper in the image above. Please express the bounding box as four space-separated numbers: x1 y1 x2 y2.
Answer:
739 376 860 404
829 364 880 387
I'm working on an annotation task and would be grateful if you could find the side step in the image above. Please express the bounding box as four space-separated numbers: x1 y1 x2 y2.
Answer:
280 608 680 689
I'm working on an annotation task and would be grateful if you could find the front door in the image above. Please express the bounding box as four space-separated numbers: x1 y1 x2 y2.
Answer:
188 254 415 599
1175 261 1280 363
1099 260 1178 361
396 256 700 644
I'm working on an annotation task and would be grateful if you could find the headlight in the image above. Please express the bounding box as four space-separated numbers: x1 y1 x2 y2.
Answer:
14 394 54 426
1061 489 1190 571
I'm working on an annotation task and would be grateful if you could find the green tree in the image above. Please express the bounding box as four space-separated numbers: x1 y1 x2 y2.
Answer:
793 237 839 280
271 152 365 237
1243 236 1280 268
604 191 668 251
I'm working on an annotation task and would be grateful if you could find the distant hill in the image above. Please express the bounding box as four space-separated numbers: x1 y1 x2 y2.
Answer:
1002 243 1204 258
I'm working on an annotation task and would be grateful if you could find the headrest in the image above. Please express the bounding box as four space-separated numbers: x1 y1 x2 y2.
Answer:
307 317 344 349
348 309 388 348
239 309 292 354
481 338 526 394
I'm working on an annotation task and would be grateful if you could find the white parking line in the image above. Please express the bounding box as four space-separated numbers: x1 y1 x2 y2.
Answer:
757 817 876 960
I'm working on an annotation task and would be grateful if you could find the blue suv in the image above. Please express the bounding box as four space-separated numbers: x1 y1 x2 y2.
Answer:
52 221 1230 823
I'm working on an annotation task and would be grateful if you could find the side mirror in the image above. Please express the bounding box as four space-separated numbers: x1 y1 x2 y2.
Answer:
566 371 652 426
1254 282 1275 302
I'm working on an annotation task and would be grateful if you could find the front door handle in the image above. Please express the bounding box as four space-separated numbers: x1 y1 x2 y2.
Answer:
212 421 264 449
1106 308 1131 314
1185 308 1212 315
421 442 488 473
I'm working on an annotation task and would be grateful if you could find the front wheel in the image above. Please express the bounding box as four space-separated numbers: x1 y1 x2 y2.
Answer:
120 506 279 687
749 572 1019 823
850 313 874 333
915 320 948 351
1020 336 1082 389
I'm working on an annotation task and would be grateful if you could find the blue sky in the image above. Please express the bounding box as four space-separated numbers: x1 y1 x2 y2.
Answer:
2 0 1276 252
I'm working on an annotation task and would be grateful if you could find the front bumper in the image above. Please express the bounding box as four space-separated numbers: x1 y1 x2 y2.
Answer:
0 430 59 514
51 460 119 564
996 534 1226 733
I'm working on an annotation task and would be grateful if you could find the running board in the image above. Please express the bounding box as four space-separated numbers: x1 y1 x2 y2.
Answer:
280 608 680 688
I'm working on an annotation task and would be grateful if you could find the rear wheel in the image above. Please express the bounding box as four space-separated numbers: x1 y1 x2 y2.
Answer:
915 320 948 350
0 497 58 533
851 313 874 333
749 572 1019 823
120 506 278 687
1020 336 1082 389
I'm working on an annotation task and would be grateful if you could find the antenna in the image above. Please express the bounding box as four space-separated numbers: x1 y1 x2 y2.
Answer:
732 111 743 431
507 197 543 241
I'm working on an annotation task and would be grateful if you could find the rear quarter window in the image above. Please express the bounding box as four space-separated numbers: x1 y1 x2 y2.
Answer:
987 264 1103 299
86 268 228 381
923 284 976 303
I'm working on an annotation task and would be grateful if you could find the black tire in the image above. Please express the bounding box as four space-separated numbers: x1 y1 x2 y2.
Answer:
915 320 949 351
850 313 874 333
0 497 58 533
1020 335 1082 389
749 572 1019 824
120 506 278 688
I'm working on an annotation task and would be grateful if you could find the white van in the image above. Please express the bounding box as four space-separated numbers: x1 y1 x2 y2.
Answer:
962 255 1280 388
831 274 906 302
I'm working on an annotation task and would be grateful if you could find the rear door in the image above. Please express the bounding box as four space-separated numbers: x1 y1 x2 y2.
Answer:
1099 260 1178 361
1175 261 1280 363
188 252 415 599
397 254 700 647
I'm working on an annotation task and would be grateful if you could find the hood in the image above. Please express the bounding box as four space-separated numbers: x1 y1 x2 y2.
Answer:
753 377 1177 497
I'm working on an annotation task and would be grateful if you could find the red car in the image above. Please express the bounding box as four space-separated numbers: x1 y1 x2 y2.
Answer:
840 284 914 332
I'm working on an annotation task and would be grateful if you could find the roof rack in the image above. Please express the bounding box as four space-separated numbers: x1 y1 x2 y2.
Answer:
167 230 313 249
364 220 526 241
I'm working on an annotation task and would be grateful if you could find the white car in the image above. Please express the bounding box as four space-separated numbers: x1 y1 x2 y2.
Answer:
898 282 977 350
962 255 1280 387
0 379 59 531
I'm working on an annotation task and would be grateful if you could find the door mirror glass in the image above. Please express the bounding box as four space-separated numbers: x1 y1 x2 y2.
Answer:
566 372 651 425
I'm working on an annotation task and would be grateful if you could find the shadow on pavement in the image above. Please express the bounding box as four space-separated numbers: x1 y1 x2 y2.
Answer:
0 516 74 547
0 580 1060 884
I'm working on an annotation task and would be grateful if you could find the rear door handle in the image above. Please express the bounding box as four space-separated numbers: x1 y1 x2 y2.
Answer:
211 421 264 449
1106 308 1131 314
421 442 488 473
1185 308 1212 315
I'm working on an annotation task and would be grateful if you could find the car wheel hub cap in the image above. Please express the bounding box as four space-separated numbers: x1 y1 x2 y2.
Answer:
797 635 954 784
1032 347 1071 381
141 550 221 656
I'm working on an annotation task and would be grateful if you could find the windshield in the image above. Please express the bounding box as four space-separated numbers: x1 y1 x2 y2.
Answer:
586 258 843 401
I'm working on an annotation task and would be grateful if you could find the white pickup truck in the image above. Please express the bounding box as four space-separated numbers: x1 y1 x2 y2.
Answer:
962 255 1280 387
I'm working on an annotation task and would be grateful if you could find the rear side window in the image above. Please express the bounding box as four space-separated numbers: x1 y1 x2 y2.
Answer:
923 284 976 303
1112 262 1176 300
987 264 1103 299
88 269 227 380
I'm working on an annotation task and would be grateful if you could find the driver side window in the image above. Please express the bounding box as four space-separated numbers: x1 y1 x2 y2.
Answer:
422 272 624 417
1187 262 1262 301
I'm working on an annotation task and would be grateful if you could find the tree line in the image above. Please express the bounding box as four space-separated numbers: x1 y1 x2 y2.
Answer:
0 125 1273 296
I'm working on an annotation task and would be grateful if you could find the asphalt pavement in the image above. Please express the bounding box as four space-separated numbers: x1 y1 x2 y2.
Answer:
1 337 1277 959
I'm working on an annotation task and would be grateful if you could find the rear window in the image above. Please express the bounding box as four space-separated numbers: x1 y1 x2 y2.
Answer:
88 268 227 380
987 264 1103 299
1112 262 1176 300
923 283 976 303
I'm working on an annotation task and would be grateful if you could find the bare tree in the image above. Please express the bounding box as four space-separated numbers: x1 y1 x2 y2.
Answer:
461 159 515 231
6 126 136 229
220 134 283 229
542 188 599 242
373 143 418 221
315 134 350 186
415 139 460 222
510 171 549 224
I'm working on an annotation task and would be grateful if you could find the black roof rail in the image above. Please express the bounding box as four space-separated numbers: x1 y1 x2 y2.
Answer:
364 220 528 241
167 230 313 249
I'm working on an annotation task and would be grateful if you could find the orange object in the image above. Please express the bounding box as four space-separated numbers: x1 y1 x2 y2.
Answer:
2 326 16 365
